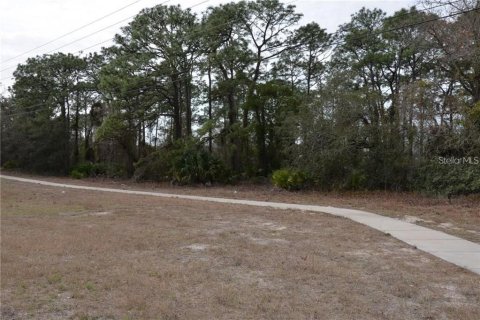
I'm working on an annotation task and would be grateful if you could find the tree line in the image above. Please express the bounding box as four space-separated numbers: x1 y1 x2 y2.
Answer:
1 0 480 195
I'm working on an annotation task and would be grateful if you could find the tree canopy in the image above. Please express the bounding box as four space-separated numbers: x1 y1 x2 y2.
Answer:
2 0 480 196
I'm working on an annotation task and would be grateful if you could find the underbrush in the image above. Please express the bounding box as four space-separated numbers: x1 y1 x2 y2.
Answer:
133 139 228 184
70 162 126 179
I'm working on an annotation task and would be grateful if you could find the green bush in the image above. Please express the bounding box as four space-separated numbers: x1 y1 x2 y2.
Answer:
133 151 170 181
272 169 289 188
92 162 126 178
1 160 18 169
171 140 228 184
133 139 228 184
70 169 85 179
72 163 95 177
272 169 306 190
70 162 127 179
417 159 480 197
345 169 367 190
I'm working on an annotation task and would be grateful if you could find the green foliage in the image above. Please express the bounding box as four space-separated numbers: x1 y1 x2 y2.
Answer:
417 160 480 197
272 169 290 188
94 163 127 178
272 169 306 191
133 139 228 184
345 169 367 190
70 162 126 179
95 115 127 142
170 140 228 184
70 170 85 179
2 53 96 175
468 102 480 127
70 163 93 179
1 160 18 169
4 1 480 196
133 151 171 181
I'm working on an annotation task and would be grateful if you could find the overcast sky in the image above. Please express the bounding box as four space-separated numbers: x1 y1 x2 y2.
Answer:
0 0 417 93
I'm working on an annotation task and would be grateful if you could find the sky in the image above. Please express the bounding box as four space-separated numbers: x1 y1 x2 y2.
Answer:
0 0 418 93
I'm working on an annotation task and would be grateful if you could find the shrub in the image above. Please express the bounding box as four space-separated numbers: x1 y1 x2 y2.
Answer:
133 139 228 184
272 168 306 190
93 163 126 178
416 159 480 197
70 162 127 179
133 151 170 181
1 160 18 169
70 169 85 179
72 163 95 177
345 169 367 190
272 169 289 189
171 141 228 184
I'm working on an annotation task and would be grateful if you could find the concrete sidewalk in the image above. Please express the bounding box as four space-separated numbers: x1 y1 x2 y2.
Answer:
2 174 479 275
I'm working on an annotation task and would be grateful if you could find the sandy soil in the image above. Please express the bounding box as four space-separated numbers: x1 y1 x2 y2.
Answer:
1 179 479 319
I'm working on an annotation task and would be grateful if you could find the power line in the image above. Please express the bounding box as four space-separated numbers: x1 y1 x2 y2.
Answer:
76 39 115 55
0 0 460 79
0 0 171 73
50 0 217 57
91 3 480 96
328 4 480 50
0 0 458 77
2 0 148 65
1 0 309 84
3 4 479 117
75 0 213 56
0 2 216 86
0 0 212 74
2 0 217 114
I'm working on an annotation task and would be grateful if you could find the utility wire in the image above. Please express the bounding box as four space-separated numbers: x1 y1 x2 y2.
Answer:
3 5 479 117
2 0 215 115
75 0 213 56
328 2 477 49
0 0 171 73
0 0 213 74
2 0 148 64
0 0 458 77
46 0 209 57
87 4 480 99
1 0 215 86
0 0 461 80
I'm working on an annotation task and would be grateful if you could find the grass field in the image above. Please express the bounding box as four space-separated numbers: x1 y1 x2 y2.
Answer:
5 172 480 243
1 179 480 319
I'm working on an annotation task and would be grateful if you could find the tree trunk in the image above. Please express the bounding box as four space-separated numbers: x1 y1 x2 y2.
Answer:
185 76 192 137
207 64 213 153
172 77 182 140
73 93 80 165
307 51 313 95
62 96 71 174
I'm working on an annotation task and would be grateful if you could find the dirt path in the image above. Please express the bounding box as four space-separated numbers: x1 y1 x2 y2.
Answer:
1 174 479 275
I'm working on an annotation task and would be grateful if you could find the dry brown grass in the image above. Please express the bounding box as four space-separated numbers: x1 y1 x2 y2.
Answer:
1 179 479 319
4 171 479 243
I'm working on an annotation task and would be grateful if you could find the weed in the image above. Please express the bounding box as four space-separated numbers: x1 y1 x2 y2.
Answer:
47 273 62 284
85 282 95 291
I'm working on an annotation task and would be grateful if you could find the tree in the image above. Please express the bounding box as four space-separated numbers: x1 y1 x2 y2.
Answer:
200 2 252 172
241 0 302 175
7 53 87 174
4 0 479 195
112 4 201 140
292 22 331 95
